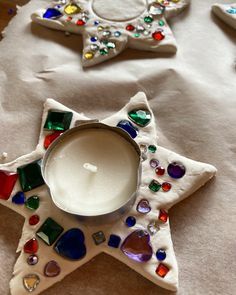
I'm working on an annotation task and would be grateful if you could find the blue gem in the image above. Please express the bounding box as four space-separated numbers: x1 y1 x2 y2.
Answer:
43 8 63 19
117 120 138 139
227 7 236 14
90 36 98 42
114 31 121 37
108 234 121 248
54 228 86 260
125 216 136 227
94 20 100 25
156 249 166 261
12 191 25 205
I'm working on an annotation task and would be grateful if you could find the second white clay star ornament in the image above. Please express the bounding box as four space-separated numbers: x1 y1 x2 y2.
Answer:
31 0 190 66
0 92 216 295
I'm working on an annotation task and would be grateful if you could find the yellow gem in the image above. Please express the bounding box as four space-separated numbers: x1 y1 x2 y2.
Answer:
172 0 180 2
84 52 94 60
97 26 104 31
64 3 81 15
23 274 40 292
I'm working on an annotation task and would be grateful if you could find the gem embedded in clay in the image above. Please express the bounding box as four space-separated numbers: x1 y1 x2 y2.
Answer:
125 216 136 227
27 254 39 265
148 145 157 153
117 120 139 139
149 179 161 192
24 238 39 254
37 217 64 246
44 131 63 149
108 234 121 248
128 109 151 127
12 191 25 205
64 3 81 15
25 195 40 211
0 170 18 200
17 160 44 192
152 30 165 41
23 274 40 292
150 159 159 168
167 162 186 179
92 231 106 245
121 230 153 262
29 214 40 226
155 166 165 176
44 260 61 277
147 220 160 235
155 263 169 278
161 182 171 192
137 199 151 214
156 249 166 261
44 110 73 131
54 228 86 260
159 209 168 223
43 8 62 19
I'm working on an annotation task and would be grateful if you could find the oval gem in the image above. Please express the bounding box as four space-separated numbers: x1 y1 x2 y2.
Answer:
167 162 186 179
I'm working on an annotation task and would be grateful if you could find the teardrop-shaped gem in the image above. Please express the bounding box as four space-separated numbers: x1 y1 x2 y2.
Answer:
64 3 81 15
121 230 153 262
128 109 151 127
24 238 39 254
43 8 62 19
44 260 61 277
23 274 40 292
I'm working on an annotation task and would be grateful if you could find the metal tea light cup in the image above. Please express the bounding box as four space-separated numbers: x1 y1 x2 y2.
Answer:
41 122 141 224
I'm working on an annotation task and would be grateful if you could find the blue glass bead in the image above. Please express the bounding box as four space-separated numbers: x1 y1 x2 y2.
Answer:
12 191 25 205
54 228 86 260
156 249 166 261
90 36 98 42
94 20 100 25
108 234 121 248
125 216 136 227
117 120 138 139
43 8 63 19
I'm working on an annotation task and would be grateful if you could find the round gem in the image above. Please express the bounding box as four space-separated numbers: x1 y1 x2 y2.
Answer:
103 30 111 37
156 249 166 261
114 31 121 37
44 260 61 277
94 20 100 25
167 162 186 179
76 19 85 26
90 36 98 42
84 52 94 60
134 33 140 38
162 182 171 192
140 144 147 153
27 254 38 265
150 159 159 168
155 166 165 176
125 216 136 227
143 30 150 36
100 48 108 55
97 25 104 31
90 44 99 51
29 214 40 226
144 16 153 23
159 20 165 26
152 30 165 41
148 145 157 153
126 24 135 31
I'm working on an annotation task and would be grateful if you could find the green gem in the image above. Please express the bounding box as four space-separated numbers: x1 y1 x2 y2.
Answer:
148 145 157 153
128 109 151 127
44 111 73 131
144 16 153 23
100 48 108 55
17 160 44 192
134 33 140 38
149 180 161 192
159 20 165 26
25 195 40 211
106 42 116 49
36 217 64 246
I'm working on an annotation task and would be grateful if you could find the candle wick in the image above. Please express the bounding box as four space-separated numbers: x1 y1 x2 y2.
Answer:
83 163 98 173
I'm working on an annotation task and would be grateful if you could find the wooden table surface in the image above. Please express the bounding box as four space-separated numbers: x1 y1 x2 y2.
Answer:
0 1 17 35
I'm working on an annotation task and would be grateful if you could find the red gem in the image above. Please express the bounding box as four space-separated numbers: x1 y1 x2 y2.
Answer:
29 215 40 226
0 170 18 200
126 24 135 31
24 238 39 254
67 16 73 22
161 182 172 192
44 131 63 149
156 263 169 278
159 209 168 223
152 30 165 41
155 166 165 176
76 19 85 26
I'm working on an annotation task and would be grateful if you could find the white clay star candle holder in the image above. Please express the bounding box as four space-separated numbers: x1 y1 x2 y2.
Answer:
0 92 216 295
31 0 190 67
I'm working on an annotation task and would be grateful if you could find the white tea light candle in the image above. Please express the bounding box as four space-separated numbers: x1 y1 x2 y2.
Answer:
43 123 141 218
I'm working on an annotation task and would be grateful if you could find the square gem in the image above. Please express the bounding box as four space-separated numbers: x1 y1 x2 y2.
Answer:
149 179 161 192
44 111 73 131
155 263 169 278
36 217 64 246
0 170 18 200
17 160 44 192
92 231 106 245
108 234 121 248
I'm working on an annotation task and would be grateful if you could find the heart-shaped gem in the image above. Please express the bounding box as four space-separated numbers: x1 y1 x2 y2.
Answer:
117 120 139 139
128 109 151 127
23 274 40 292
121 230 153 262
54 228 86 260
44 260 61 277
137 199 151 214
24 238 39 254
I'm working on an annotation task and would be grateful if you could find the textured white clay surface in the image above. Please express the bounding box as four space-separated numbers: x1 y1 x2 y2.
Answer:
31 0 190 66
212 3 236 29
0 93 216 295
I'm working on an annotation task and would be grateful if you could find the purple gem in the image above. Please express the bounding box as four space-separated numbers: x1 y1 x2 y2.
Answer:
121 230 153 262
167 162 186 179
150 159 159 168
136 199 151 214
44 260 61 277
27 254 38 265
